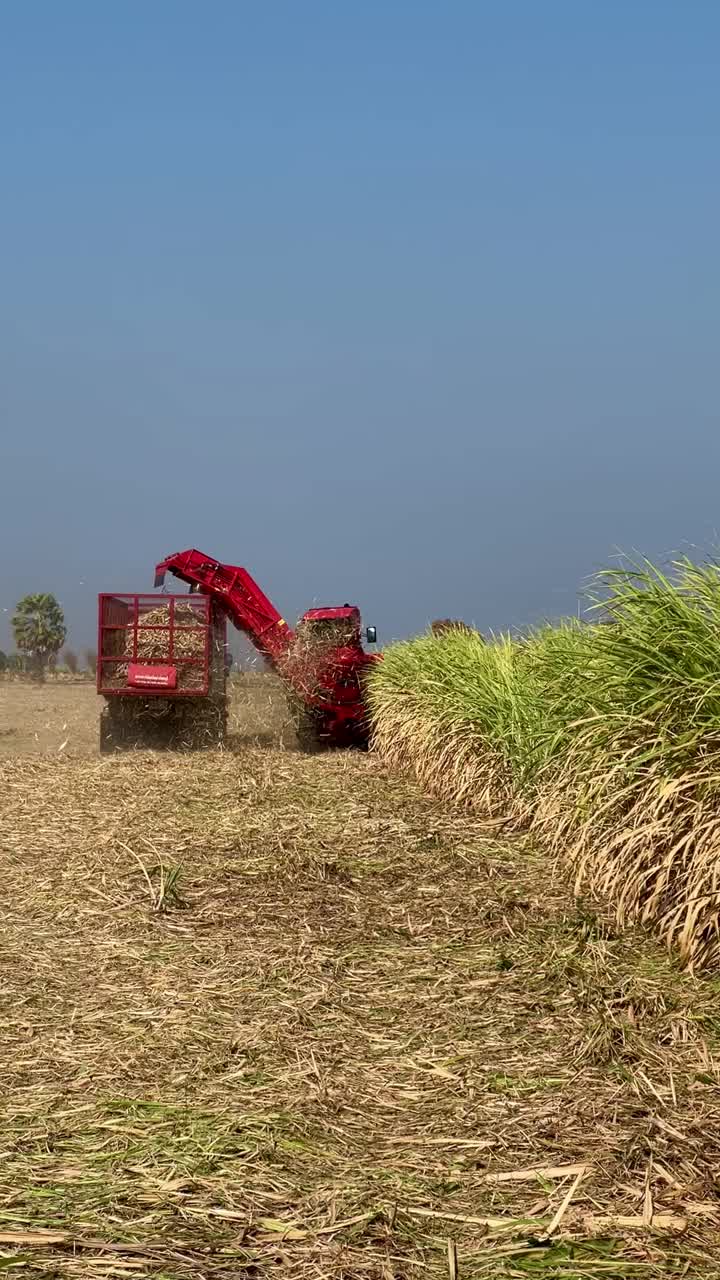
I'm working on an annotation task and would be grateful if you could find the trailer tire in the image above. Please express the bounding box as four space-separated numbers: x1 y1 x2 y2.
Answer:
289 699 325 753
101 701 171 752
99 709 112 754
180 698 228 750
99 707 132 753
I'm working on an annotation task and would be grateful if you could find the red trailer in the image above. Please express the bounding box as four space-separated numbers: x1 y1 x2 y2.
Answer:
97 592 227 751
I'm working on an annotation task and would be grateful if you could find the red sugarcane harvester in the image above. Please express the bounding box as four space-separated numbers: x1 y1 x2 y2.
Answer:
97 549 379 752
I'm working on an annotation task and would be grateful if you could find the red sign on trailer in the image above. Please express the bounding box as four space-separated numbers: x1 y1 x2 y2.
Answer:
128 663 177 689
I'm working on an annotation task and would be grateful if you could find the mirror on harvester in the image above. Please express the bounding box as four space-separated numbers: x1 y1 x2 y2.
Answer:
366 626 377 645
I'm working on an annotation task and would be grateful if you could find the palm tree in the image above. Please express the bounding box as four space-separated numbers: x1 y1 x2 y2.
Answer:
12 593 67 681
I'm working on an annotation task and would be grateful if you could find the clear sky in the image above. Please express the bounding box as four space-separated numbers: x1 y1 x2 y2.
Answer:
2 1 719 654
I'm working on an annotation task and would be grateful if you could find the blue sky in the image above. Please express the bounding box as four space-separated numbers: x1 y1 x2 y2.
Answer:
2 1 719 652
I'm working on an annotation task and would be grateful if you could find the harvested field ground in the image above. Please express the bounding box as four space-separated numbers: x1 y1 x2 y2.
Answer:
1 681 720 1277
0 675 292 758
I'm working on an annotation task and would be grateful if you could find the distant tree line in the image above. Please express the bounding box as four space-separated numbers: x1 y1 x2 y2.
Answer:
1 592 96 680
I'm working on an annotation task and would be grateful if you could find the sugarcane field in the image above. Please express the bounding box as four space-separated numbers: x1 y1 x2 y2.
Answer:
4 555 720 1280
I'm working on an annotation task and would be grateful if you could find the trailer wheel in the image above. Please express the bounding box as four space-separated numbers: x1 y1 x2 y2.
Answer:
99 707 131 753
289 698 325 753
180 698 228 750
100 701 169 752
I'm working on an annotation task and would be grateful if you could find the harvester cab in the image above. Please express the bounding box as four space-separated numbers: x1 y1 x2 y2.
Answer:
296 607 378 650
297 606 361 649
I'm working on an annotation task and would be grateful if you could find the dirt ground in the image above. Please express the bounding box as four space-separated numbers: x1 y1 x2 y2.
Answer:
0 674 292 758
1 680 720 1277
